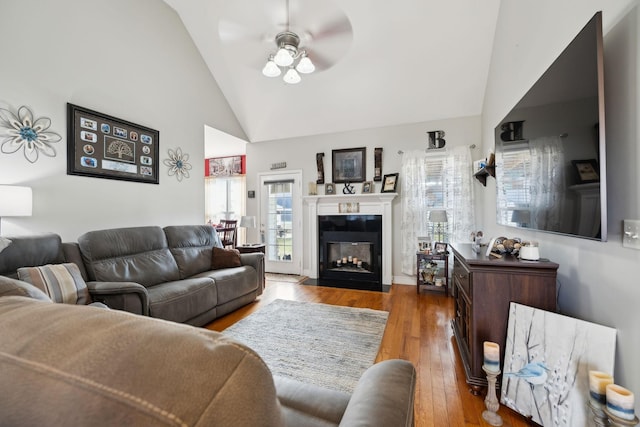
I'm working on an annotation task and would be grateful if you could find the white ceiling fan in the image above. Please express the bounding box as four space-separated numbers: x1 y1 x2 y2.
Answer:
217 0 353 82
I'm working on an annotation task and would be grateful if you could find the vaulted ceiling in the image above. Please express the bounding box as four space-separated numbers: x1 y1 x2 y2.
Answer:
163 0 501 143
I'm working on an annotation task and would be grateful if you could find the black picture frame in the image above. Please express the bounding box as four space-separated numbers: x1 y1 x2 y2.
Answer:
572 159 599 184
332 147 366 183
434 242 448 254
381 173 399 193
67 103 159 184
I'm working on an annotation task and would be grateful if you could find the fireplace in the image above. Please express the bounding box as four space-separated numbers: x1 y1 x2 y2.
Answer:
303 192 396 287
318 215 382 291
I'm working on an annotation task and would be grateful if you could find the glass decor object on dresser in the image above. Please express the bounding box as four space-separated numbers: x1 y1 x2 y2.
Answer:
416 250 448 295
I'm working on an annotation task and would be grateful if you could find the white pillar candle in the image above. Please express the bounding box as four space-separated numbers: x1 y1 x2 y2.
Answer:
589 371 613 408
606 384 636 420
483 341 500 373
352 257 358 264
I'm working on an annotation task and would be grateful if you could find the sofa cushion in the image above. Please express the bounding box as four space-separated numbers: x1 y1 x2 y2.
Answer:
17 263 91 305
0 237 11 253
164 225 223 278
78 226 180 287
0 233 65 278
212 247 242 270
0 275 52 301
0 296 284 427
147 277 217 323
203 266 257 305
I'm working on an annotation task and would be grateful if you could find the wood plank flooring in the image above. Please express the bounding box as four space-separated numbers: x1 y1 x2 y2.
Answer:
206 281 533 427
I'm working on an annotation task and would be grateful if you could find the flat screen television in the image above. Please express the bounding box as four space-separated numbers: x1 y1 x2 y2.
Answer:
494 11 607 241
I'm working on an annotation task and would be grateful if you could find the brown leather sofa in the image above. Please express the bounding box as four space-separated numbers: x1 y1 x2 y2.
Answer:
0 296 416 426
0 225 264 326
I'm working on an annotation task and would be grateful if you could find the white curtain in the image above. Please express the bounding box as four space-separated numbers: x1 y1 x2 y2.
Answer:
400 146 475 275
529 136 565 231
446 146 476 244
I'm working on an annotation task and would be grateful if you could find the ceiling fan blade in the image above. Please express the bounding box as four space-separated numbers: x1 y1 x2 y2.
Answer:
307 50 335 71
219 19 266 43
310 16 353 41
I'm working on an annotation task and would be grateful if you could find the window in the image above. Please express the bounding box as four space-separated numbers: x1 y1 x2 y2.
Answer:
400 147 475 275
205 175 246 226
496 142 531 226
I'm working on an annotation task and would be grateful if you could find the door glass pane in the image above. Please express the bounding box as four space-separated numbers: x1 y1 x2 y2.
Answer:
266 181 293 262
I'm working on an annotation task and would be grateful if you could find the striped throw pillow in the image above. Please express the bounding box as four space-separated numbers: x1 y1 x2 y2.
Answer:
17 263 90 305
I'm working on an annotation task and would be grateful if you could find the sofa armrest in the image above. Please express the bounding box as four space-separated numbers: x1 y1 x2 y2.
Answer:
86 281 149 316
240 252 265 295
339 359 416 427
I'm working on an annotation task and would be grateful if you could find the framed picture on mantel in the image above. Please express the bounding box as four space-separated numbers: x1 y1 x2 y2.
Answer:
332 147 366 183
381 173 398 193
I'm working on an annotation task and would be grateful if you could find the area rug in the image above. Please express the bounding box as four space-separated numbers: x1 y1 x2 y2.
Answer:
223 299 388 393
265 273 308 284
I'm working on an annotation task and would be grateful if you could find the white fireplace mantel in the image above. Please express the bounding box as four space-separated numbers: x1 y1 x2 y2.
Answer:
303 193 397 285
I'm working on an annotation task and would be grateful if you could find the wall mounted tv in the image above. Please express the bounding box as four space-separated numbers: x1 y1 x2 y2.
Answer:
494 11 607 241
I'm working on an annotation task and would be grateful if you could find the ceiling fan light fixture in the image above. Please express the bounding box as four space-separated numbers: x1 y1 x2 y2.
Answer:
264 30 313 83
283 67 301 84
273 46 294 67
262 56 281 77
295 53 315 74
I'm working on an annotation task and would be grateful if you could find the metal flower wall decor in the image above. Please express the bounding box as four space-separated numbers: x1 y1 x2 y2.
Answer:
0 105 62 163
164 147 192 181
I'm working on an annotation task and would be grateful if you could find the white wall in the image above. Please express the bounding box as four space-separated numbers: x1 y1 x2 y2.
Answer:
0 0 246 240
245 115 483 284
483 0 640 412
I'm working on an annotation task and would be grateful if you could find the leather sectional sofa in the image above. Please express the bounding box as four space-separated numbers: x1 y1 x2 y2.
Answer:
0 224 264 326
0 225 416 426
0 295 416 426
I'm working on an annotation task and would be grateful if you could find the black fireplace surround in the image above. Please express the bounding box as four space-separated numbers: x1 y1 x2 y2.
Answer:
318 215 382 291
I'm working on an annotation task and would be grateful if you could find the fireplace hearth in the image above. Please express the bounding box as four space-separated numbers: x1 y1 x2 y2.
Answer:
318 215 382 291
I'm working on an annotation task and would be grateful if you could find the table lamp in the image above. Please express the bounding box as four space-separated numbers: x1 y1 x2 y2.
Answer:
428 209 448 242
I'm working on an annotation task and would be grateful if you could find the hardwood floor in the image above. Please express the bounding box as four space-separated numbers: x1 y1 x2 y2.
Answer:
206 281 533 427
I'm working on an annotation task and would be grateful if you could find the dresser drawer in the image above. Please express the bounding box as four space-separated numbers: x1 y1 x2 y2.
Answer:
453 257 471 297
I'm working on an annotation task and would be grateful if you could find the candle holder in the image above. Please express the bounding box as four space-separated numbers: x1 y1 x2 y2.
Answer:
588 400 611 427
604 407 639 427
482 365 503 426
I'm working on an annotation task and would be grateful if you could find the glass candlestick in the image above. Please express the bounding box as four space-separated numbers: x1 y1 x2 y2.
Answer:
604 407 639 427
482 365 503 426
588 400 611 427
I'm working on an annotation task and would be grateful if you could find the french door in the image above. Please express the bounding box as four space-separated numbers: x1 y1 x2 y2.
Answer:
258 170 302 274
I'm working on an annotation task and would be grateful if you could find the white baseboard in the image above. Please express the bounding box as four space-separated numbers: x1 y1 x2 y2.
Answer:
393 275 415 286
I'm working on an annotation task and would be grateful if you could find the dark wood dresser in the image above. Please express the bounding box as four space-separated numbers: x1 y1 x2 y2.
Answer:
450 243 558 393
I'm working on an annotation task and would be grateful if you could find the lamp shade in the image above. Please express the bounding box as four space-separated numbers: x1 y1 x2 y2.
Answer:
239 215 256 228
428 209 448 223
0 185 32 216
